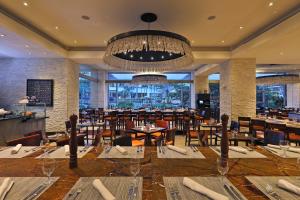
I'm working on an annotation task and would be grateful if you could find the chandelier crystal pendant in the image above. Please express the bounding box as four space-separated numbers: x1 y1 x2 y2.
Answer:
131 73 168 84
104 13 193 72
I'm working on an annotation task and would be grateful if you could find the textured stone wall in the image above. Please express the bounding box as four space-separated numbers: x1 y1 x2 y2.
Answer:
0 58 79 132
220 58 256 121
287 83 300 108
194 75 209 94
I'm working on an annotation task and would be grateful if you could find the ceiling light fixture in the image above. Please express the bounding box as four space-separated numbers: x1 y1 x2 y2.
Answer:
208 16 216 20
25 45 30 48
0 34 5 37
104 13 193 72
73 40 77 44
269 2 274 7
23 2 28 6
55 26 59 30
221 40 225 43
239 26 244 30
131 73 168 84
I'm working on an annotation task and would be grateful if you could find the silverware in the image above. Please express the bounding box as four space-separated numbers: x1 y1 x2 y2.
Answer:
67 188 82 200
224 184 239 200
266 184 281 200
47 147 57 154
23 184 47 200
169 184 182 200
229 185 243 200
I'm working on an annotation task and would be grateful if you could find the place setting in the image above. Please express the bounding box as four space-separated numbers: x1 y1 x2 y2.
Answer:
36 145 93 159
64 159 143 200
98 142 144 159
210 146 267 159
157 144 205 159
246 176 300 200
261 141 300 158
0 152 58 200
0 144 43 158
163 157 246 200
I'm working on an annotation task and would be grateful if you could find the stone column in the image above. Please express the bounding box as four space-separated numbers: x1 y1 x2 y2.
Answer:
97 71 107 108
220 58 256 121
194 75 209 94
287 83 300 108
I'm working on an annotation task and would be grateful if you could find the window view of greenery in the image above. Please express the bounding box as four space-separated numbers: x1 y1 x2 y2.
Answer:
79 77 91 109
256 84 286 108
108 73 191 109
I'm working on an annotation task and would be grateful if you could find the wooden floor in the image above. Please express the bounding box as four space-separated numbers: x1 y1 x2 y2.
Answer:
0 146 299 199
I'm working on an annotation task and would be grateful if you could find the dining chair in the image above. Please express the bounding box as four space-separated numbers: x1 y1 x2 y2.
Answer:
164 128 177 145
238 116 251 133
287 126 300 146
102 120 117 144
124 120 145 139
184 117 201 146
251 119 266 142
163 111 176 128
266 122 286 132
264 129 285 145
113 136 132 146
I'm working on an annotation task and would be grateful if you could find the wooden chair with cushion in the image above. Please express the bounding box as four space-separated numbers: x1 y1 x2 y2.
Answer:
264 129 285 145
7 134 41 146
238 116 251 133
164 128 177 145
163 111 176 129
124 120 145 140
102 120 117 144
266 122 286 132
153 120 168 139
287 126 300 146
251 119 266 141
135 110 147 126
184 117 201 146
113 136 132 146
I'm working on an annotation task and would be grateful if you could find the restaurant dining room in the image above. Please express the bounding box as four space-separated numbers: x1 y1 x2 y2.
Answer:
1 0 300 199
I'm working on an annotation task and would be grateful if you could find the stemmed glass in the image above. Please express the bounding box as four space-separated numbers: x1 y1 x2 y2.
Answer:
217 157 229 184
279 140 289 158
42 153 56 185
130 158 141 198
103 140 111 157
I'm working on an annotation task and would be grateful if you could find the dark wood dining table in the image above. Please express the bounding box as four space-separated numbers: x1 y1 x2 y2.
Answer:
131 127 166 146
0 146 300 199
201 123 222 146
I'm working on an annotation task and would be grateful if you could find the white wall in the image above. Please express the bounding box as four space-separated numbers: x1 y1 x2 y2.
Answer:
0 58 79 132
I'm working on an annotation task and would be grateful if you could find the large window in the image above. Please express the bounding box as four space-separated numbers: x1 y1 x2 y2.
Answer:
79 77 91 109
256 84 287 108
107 73 192 109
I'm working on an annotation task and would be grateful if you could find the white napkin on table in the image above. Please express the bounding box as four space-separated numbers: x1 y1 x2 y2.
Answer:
267 144 281 149
115 145 128 155
64 145 70 156
11 144 22 154
277 179 300 195
183 177 229 200
92 179 116 200
0 178 14 200
229 146 247 154
287 147 300 154
167 145 187 155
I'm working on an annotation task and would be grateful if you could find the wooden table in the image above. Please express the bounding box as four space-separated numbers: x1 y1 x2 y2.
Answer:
131 127 166 146
201 123 222 146
215 132 257 146
0 147 300 199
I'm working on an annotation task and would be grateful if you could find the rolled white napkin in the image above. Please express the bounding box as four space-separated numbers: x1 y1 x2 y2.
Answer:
64 145 70 156
115 145 128 155
277 179 300 195
92 179 116 200
0 178 14 200
267 144 281 149
167 145 187 155
287 147 300 154
11 144 22 154
183 177 229 200
229 146 247 154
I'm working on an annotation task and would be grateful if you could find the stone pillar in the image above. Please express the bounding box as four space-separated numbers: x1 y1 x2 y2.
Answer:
287 83 300 108
194 75 209 94
220 58 256 121
97 71 107 108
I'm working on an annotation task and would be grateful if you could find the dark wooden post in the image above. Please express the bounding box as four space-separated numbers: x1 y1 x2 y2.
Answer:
220 114 229 167
69 114 78 169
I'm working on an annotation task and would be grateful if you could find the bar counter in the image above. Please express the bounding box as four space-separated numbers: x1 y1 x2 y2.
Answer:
0 116 46 145
0 147 299 199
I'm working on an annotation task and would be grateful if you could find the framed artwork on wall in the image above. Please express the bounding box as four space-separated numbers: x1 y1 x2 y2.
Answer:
26 79 54 107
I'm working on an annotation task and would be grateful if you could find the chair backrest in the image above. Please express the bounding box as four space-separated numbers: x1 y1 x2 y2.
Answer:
155 120 169 129
65 121 71 132
125 120 135 130
264 129 285 145
7 134 41 146
165 128 176 145
238 117 251 127
113 136 132 146
230 121 239 131
266 122 286 132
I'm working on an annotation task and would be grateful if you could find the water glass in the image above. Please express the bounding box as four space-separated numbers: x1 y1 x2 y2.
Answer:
42 153 56 185
279 140 289 158
217 157 229 183
130 159 141 185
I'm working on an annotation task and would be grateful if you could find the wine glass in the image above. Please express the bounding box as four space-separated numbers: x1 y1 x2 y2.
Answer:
217 157 229 183
42 153 56 185
279 140 289 158
130 159 141 188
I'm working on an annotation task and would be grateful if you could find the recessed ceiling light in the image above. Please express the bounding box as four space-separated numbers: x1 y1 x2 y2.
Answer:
55 26 59 30
280 52 284 56
191 40 195 43
208 16 216 20
239 26 244 30
0 34 5 37
81 15 90 20
25 44 30 48
268 2 274 7
73 40 77 44
23 2 29 6
221 40 225 43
